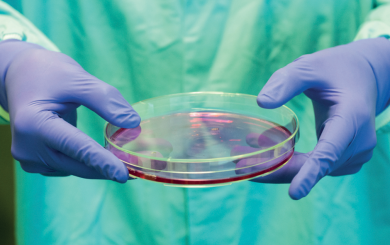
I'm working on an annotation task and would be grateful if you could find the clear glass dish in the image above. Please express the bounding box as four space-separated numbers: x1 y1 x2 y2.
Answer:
104 92 299 187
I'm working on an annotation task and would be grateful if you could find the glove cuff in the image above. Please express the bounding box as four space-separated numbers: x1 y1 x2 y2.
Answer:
348 38 390 115
0 39 44 111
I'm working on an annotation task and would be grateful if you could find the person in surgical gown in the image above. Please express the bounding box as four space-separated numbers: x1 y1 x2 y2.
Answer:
1 0 390 244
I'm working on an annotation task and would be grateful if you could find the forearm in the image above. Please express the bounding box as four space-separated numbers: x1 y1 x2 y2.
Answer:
0 1 59 123
354 2 390 41
353 2 390 130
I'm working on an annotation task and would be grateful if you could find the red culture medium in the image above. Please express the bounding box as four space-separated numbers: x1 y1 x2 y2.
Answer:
107 112 295 186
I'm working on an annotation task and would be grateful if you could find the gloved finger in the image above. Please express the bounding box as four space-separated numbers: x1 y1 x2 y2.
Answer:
41 112 129 183
250 152 309 183
230 145 259 163
230 145 258 156
46 149 109 179
288 115 355 200
38 150 136 179
235 154 289 175
40 165 135 179
19 160 69 176
329 147 373 176
257 61 311 109
18 158 86 178
71 73 140 128
246 133 261 148
109 126 142 147
137 151 167 170
245 128 286 150
123 138 173 157
329 165 362 176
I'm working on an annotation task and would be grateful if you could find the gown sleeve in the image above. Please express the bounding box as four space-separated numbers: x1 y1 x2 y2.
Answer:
354 1 390 131
354 1 390 41
0 1 59 123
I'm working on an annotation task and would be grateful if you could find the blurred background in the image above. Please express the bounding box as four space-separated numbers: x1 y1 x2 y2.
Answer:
0 125 15 245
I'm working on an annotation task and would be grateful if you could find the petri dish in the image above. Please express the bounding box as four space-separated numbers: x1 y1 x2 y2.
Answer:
104 92 299 187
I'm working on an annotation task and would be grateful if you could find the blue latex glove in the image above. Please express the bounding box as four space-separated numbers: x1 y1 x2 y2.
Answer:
252 38 390 200
0 40 140 183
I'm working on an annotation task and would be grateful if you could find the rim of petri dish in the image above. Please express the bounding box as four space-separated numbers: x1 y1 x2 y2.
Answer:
104 92 299 171
118 148 294 174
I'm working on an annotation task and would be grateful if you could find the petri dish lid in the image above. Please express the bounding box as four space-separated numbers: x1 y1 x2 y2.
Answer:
105 92 299 187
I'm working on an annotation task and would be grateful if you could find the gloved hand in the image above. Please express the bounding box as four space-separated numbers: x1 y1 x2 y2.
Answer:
0 39 140 183
252 38 390 199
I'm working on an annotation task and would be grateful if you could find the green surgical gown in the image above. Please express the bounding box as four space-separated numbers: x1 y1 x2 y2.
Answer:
1 0 390 244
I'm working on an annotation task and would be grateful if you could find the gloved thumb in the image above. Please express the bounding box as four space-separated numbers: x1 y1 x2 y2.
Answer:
257 61 310 109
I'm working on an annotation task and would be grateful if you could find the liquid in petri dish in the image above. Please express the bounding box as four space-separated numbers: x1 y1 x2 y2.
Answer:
107 112 295 186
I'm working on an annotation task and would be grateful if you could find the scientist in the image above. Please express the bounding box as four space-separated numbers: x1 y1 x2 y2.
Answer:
1 0 390 244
